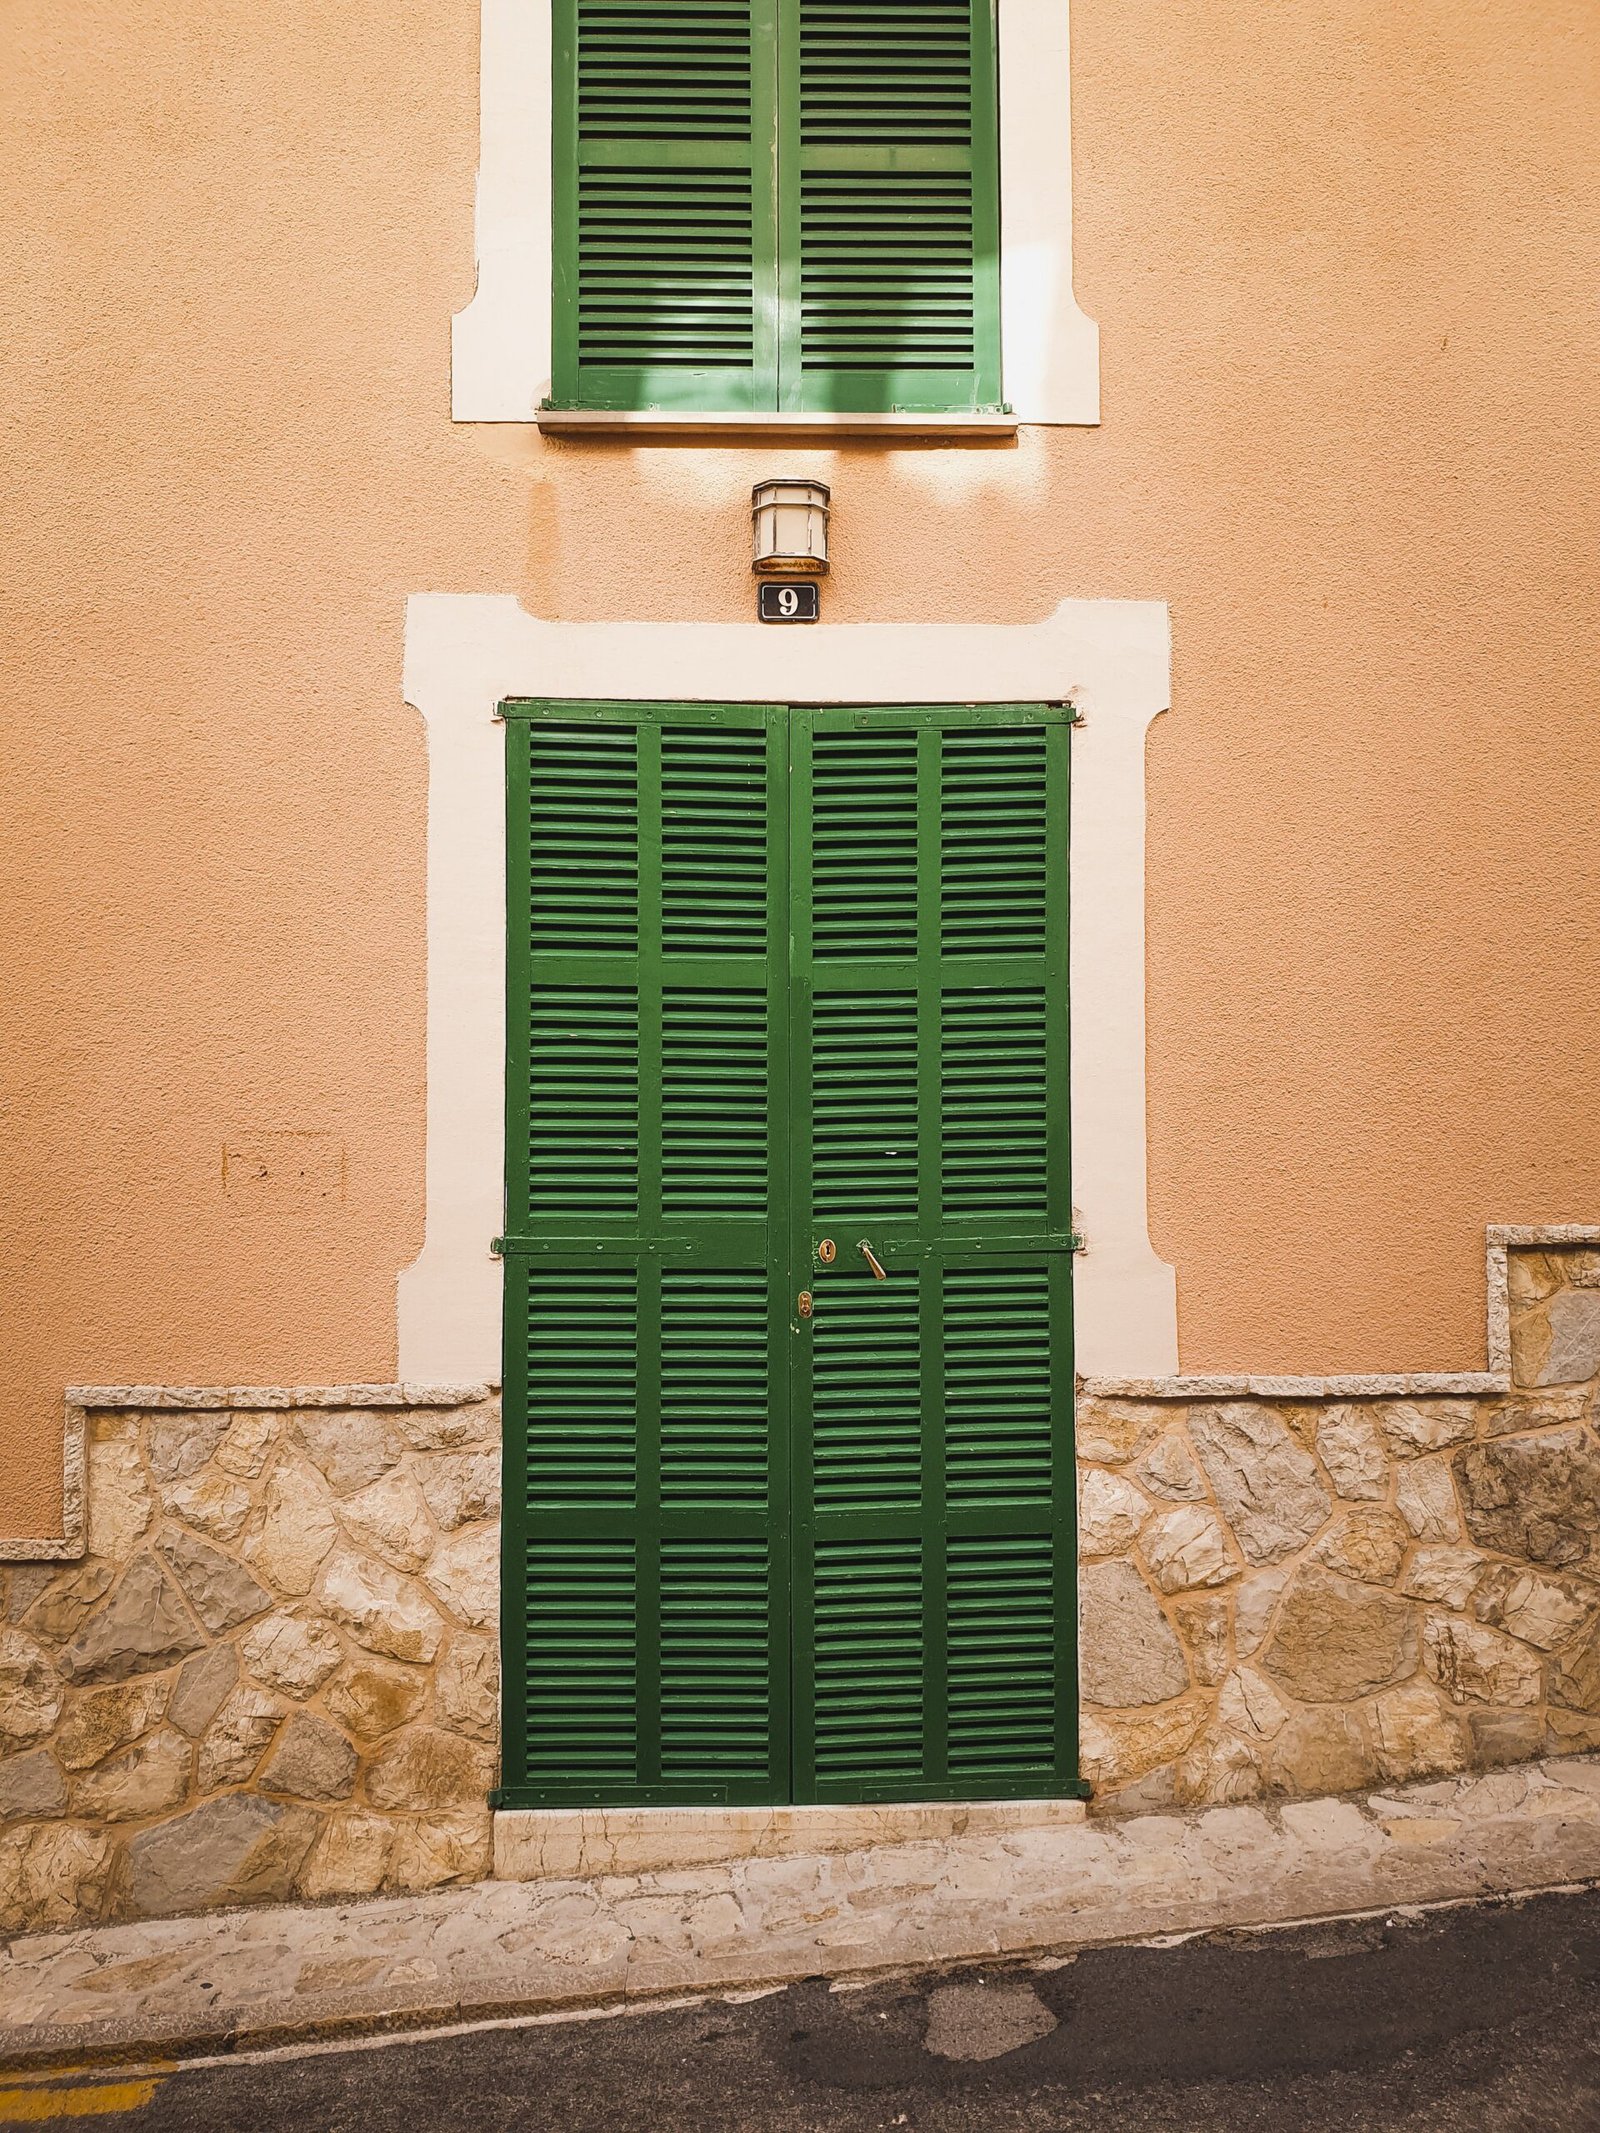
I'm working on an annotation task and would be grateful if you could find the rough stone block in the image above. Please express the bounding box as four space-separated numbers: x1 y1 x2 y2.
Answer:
53 1677 169 1772
167 1643 240 1738
0 1749 67 1821
1395 1457 1461 1543
162 1470 252 1543
1170 1594 1232 1688
261 1715 358 1801
1315 1407 1388 1501
1537 1292 1600 1387
1077 1471 1146 1556
433 1639 500 1743
1141 1505 1237 1593
1189 1404 1331 1565
0 1627 64 1748
1370 1681 1468 1783
18 1562 113 1642
420 1525 498 1630
1423 1615 1541 1707
160 1532 272 1636
197 1686 284 1791
57 1558 206 1685
337 1472 437 1575
1473 1565 1600 1650
295 1413 403 1496
1262 1566 1418 1703
85 1435 153 1558
1133 1434 1208 1502
1378 1402 1478 1458
145 1413 229 1485
0 1823 115 1935
70 1727 191 1823
1079 1562 1188 1707
320 1553 445 1665
126 1794 319 1919
1456 1429 1600 1566
245 1461 340 1597
416 1450 500 1531
1315 1507 1408 1586
1074 1399 1163 1467
325 1659 430 1740
238 1612 344 1700
364 1727 496 1812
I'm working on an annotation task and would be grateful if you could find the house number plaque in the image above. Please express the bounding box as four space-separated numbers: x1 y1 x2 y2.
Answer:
758 582 820 623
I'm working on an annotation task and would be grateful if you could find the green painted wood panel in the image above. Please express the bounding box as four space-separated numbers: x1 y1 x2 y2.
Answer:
501 699 1076 1808
549 0 999 413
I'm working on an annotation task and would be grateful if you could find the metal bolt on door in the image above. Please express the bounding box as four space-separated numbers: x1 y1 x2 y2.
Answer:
498 699 1079 1808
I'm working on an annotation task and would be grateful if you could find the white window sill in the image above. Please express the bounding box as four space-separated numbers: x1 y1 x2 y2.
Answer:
533 409 1020 442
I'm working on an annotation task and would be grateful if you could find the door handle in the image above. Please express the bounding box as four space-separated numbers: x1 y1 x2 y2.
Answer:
858 1240 888 1280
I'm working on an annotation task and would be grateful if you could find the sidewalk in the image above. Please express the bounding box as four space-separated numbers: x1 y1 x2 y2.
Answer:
6 1752 1600 2073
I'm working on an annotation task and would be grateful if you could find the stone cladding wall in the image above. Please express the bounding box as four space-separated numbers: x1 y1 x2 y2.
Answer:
5 1243 1600 1935
1 1389 500 1933
1081 1243 1600 1806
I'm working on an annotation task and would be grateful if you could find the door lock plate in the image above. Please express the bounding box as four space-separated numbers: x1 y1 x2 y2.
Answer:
796 1290 813 1319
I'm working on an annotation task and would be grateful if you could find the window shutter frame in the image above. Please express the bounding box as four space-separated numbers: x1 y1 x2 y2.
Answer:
550 0 1000 414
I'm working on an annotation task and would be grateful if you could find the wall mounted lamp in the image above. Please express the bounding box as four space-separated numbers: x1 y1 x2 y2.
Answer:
751 477 830 576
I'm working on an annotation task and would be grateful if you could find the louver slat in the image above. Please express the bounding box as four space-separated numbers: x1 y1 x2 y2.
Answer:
557 0 767 408
791 0 999 411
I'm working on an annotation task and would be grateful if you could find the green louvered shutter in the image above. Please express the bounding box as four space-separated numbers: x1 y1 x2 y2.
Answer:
550 1 1001 413
551 0 778 411
789 706 1076 1800
780 0 1001 412
501 702 791 1805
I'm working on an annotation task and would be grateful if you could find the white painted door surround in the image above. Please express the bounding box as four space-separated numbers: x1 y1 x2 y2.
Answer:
398 594 1178 1385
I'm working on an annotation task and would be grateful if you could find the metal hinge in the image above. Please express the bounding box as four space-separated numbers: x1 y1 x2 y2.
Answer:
1068 1232 1086 1253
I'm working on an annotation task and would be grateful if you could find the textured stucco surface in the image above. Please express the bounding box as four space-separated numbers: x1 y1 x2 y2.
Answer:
3 0 1599 1530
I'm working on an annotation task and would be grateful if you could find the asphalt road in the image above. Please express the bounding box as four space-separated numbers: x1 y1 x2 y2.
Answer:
9 1885 1600 2132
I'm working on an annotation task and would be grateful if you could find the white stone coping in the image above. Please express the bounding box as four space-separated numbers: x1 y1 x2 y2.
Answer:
494 1797 1087 1883
61 1383 495 1410
1084 1223 1599 1401
0 1385 492 1563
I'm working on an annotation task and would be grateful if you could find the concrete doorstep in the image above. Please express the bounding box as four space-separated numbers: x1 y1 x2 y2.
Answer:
6 1752 1600 2073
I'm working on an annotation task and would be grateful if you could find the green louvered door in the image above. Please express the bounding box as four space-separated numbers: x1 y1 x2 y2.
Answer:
790 707 1077 1800
502 701 1076 1808
502 703 791 1804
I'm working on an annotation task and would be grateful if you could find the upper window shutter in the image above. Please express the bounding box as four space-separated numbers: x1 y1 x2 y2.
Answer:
551 0 778 411
782 0 1001 413
550 0 1001 415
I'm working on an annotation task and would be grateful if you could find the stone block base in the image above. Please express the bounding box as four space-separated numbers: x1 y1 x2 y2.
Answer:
493 1797 1088 1882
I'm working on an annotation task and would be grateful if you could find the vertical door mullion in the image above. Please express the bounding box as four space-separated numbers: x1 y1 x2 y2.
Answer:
765 704 795 1796
786 706 818 1799
916 725 949 1786
499 720 532 1803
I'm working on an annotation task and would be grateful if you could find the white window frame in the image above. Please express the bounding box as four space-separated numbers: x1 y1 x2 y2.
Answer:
451 0 1100 432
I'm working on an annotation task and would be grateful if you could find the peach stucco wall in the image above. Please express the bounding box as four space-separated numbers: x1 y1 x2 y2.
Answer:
3 0 1598 1532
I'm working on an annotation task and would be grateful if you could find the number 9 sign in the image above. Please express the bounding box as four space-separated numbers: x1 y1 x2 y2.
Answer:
757 581 820 624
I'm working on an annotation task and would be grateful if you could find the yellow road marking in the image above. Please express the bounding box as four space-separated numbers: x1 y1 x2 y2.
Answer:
0 2070 168 2121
